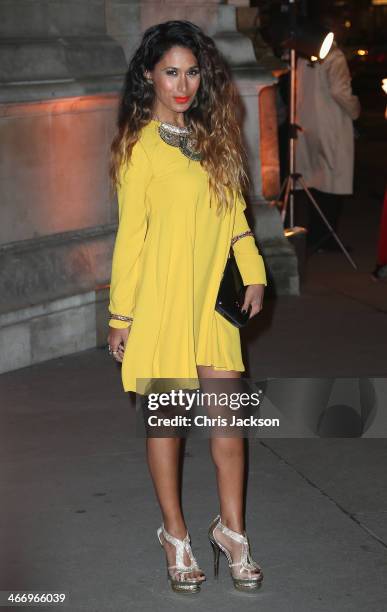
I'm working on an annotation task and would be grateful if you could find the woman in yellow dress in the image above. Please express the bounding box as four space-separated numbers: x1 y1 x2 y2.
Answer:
107 20 267 594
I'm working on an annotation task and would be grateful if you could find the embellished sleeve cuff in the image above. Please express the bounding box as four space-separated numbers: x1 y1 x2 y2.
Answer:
231 230 255 247
108 313 133 330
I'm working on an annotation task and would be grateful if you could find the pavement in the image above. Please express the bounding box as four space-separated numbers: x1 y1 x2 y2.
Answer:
1 111 387 611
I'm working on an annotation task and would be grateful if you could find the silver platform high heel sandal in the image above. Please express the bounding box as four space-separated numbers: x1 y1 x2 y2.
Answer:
157 523 206 594
208 515 264 591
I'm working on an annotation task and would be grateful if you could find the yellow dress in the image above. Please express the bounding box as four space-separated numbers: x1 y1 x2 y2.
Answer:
108 119 267 394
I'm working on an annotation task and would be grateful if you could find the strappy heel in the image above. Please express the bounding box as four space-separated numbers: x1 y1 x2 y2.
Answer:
157 523 206 593
208 514 263 591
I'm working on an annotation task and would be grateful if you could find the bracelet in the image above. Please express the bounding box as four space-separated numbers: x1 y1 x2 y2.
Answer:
231 230 254 246
109 313 133 323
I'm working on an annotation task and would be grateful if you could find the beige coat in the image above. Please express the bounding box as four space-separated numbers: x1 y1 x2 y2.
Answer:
295 44 361 195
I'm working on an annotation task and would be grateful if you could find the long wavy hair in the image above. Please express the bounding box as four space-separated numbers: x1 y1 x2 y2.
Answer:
109 20 249 215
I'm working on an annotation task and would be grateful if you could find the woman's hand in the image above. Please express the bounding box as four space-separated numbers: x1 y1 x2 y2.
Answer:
107 326 131 363
241 284 265 319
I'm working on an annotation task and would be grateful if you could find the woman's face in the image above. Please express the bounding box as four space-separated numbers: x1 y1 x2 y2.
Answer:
145 46 201 117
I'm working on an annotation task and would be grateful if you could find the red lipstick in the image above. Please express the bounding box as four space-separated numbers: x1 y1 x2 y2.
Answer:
174 97 189 104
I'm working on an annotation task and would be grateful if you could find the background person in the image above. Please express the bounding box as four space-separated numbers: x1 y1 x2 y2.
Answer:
294 13 361 251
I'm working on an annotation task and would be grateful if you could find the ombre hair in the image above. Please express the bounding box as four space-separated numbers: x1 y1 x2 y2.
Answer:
109 20 249 215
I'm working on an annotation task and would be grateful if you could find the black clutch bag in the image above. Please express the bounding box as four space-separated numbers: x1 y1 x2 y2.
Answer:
215 251 251 328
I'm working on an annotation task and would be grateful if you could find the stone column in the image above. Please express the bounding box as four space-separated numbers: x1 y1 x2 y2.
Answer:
140 0 221 32
105 0 142 61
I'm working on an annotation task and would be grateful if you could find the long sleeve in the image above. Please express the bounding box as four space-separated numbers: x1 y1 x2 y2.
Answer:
326 49 361 121
108 140 153 329
232 195 267 286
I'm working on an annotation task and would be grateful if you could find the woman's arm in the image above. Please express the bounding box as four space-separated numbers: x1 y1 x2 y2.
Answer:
231 195 267 287
108 140 153 329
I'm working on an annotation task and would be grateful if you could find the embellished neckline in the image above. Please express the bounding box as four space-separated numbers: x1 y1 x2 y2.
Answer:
150 119 202 161
150 118 188 132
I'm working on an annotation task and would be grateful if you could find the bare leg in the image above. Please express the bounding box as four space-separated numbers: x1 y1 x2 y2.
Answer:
146 435 205 581
197 365 260 578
